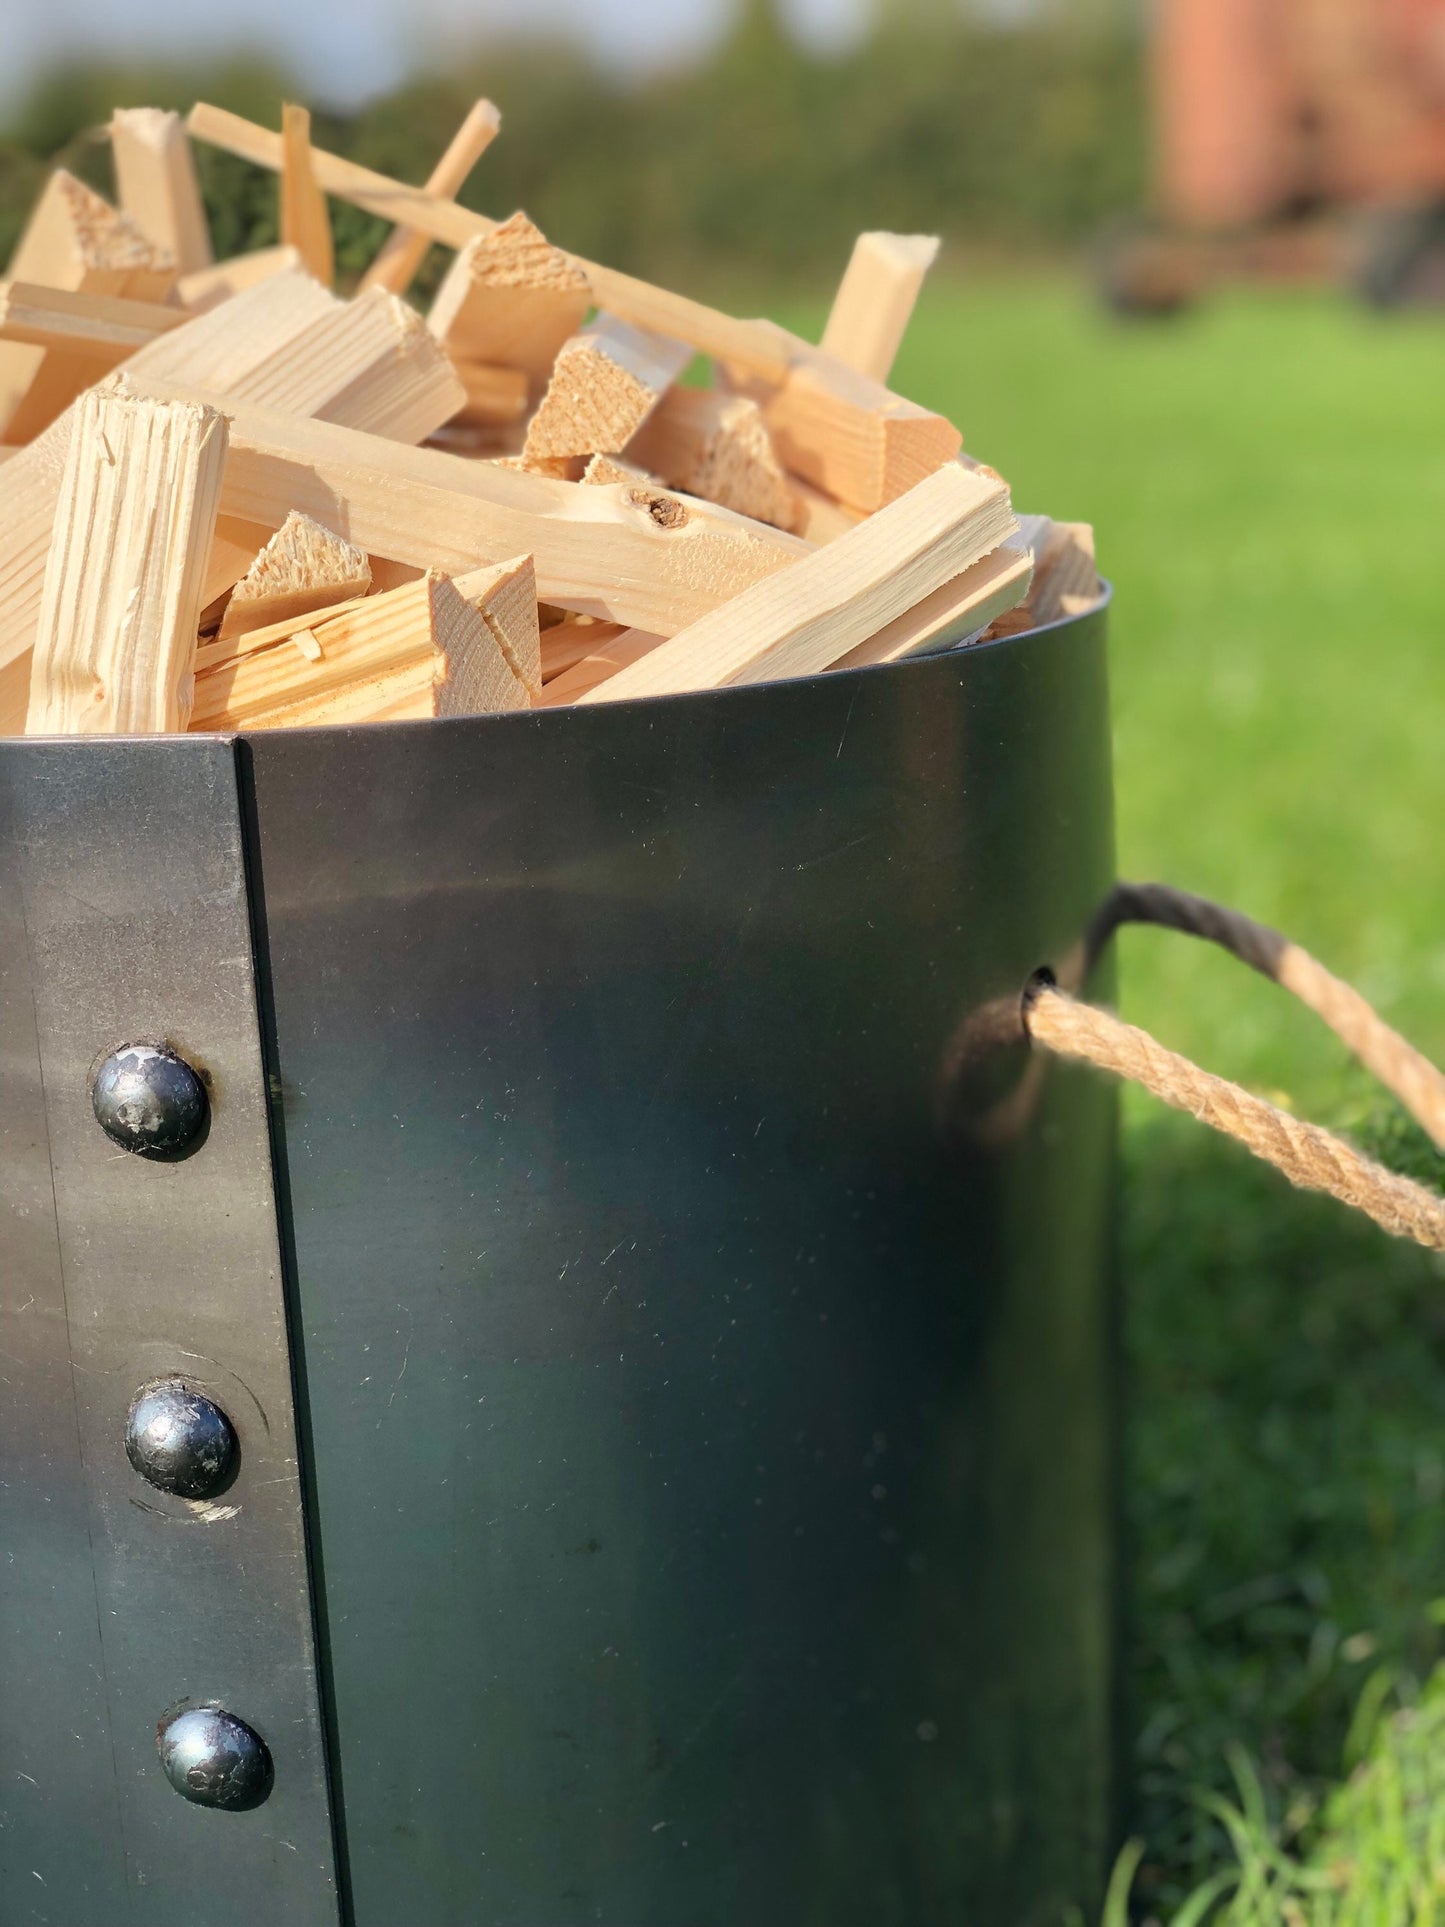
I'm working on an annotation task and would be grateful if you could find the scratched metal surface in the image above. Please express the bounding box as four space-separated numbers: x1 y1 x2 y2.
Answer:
242 606 1119 1927
0 739 339 1925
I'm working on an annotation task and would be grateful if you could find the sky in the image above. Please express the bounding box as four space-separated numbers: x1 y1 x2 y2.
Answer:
2 0 883 111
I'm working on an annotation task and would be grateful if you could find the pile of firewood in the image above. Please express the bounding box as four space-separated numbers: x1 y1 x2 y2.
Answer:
0 98 1100 737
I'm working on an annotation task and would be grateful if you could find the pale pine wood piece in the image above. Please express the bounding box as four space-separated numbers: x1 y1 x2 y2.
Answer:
539 615 628 682
1031 521 1100 624
177 245 303 312
361 99 501 295
0 280 183 358
281 105 334 288
754 337 961 515
0 171 176 441
581 452 653 488
185 106 965 491
0 271 344 721
792 478 865 546
452 554 541 697
535 630 665 705
188 105 794 379
819 232 940 384
451 359 529 426
128 380 804 636
191 572 527 730
524 317 691 463
218 511 372 642
628 389 801 533
26 379 227 734
110 108 213 273
581 462 1016 703
829 546 1032 668
428 213 591 393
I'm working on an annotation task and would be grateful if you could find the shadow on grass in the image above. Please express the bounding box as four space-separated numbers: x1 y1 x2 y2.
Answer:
1122 1109 1445 1913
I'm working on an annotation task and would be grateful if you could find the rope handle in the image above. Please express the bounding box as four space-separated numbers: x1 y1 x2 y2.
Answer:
1021 884 1445 1251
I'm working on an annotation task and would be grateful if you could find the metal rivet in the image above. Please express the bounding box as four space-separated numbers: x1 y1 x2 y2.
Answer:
126 1381 237 1499
157 1706 272 1810
91 1042 208 1158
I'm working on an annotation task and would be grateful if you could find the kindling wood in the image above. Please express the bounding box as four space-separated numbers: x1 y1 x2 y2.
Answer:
26 380 227 733
7 88 1082 734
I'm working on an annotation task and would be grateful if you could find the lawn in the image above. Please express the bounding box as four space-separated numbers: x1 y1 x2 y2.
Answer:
793 280 1445 1917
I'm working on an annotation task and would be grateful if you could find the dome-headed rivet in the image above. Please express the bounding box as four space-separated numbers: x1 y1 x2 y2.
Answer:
92 1042 208 1158
157 1706 271 1810
126 1381 237 1499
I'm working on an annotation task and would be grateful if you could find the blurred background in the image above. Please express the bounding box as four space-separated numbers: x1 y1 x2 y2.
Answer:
7 1 1445 1917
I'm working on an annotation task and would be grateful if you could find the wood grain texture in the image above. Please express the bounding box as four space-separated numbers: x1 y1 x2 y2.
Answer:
192 570 528 729
218 511 372 641
26 379 227 733
522 317 692 462
581 461 1015 702
110 108 213 274
628 388 801 533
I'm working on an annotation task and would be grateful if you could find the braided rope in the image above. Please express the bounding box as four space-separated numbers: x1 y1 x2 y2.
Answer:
1025 985 1445 1251
1090 883 1445 1152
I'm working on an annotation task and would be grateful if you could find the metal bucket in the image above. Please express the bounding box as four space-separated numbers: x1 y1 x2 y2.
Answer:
0 595 1118 1927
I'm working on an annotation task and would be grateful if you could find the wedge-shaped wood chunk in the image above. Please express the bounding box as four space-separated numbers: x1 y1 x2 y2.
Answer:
27 379 227 734
192 571 528 730
110 108 213 274
362 99 501 296
523 317 692 463
280 104 334 287
628 389 801 533
453 555 541 698
581 461 1016 702
0 170 176 442
219 511 372 642
428 213 591 392
820 232 940 385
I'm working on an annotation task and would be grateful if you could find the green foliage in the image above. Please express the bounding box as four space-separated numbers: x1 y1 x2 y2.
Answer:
0 20 1146 288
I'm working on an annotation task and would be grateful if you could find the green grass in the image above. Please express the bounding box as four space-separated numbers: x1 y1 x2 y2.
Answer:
785 280 1445 1917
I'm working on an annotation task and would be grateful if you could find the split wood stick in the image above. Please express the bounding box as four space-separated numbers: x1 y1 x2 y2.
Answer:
828 545 1032 669
539 615 628 682
580 461 1015 703
218 511 372 641
281 105 335 288
177 244 303 312
187 104 794 378
0 272 347 717
130 379 805 635
27 380 227 734
192 571 528 730
523 317 692 463
110 108 213 274
452 554 540 697
0 170 175 441
186 106 963 480
627 389 801 533
819 232 940 384
0 280 183 359
451 359 529 426
535 629 664 705
428 213 592 393
361 99 501 296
